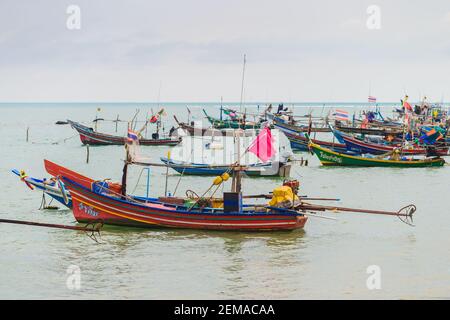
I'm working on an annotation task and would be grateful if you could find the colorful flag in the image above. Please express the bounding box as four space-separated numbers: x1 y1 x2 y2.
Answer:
334 109 349 122
149 108 166 123
127 129 139 142
248 127 276 163
403 96 413 112
368 96 377 103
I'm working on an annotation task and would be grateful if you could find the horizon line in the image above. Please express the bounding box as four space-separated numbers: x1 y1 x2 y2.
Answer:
0 101 433 105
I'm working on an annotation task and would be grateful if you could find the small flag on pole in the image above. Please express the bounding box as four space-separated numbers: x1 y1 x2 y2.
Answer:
368 96 377 103
127 129 139 142
248 127 276 163
334 109 349 122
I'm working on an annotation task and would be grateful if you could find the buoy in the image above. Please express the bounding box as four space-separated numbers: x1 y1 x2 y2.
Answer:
213 176 223 185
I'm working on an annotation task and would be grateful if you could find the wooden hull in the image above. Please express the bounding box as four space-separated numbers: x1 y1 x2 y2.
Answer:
335 124 403 136
273 120 347 152
332 128 449 156
160 158 291 177
203 110 259 129
310 142 446 167
273 117 331 133
44 159 95 189
64 178 307 231
68 120 180 146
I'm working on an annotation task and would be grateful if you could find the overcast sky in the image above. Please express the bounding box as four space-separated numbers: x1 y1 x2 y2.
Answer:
1 0 450 102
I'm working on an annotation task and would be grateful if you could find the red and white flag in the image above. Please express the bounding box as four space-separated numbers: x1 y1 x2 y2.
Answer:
334 109 349 122
248 127 276 163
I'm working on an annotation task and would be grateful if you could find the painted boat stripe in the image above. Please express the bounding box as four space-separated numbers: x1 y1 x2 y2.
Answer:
71 191 297 227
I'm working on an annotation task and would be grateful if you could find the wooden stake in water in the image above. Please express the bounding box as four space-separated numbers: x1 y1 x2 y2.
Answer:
115 114 119 132
26 126 29 142
86 144 90 163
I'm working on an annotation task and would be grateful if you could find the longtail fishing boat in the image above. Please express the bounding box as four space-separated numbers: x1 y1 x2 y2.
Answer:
45 159 308 231
335 123 404 136
203 109 259 129
331 126 449 156
68 120 181 146
272 118 347 152
309 142 445 167
174 115 228 136
272 116 331 133
160 158 292 177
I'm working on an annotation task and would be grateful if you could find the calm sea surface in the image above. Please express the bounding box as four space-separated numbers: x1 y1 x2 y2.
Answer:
0 103 449 299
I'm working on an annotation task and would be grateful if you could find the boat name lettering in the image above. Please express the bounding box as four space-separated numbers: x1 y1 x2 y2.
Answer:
319 151 343 163
78 203 99 217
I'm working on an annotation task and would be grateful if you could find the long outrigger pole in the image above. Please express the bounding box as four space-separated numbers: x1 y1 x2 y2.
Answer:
0 218 103 242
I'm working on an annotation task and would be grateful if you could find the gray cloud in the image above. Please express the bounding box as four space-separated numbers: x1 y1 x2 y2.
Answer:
1 0 450 101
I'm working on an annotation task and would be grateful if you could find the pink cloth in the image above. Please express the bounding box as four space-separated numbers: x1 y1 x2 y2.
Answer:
404 101 413 112
248 127 276 162
143 203 176 210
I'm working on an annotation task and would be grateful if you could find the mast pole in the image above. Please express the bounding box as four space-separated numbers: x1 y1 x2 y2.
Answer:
235 54 247 192
121 125 131 198
220 96 223 121
239 54 246 114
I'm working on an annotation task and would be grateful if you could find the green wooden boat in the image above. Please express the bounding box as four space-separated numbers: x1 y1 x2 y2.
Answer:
203 109 258 129
309 142 445 167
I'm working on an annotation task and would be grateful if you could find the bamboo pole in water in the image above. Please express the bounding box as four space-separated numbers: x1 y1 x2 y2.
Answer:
86 144 90 163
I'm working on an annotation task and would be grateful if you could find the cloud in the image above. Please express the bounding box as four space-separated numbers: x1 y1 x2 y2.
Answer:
1 0 450 102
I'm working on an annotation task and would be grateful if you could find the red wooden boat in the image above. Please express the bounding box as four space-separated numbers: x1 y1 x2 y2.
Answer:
44 160 308 231
68 120 181 146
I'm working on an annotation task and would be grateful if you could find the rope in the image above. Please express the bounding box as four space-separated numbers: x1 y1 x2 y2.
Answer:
131 168 145 194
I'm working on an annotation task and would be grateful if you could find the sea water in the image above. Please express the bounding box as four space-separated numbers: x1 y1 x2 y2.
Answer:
0 102 449 299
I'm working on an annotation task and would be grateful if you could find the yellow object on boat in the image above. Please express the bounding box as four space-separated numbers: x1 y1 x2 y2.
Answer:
211 198 224 208
213 172 230 185
213 176 223 185
268 186 299 207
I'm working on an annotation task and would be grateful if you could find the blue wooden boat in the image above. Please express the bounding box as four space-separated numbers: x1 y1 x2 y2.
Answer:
12 169 73 208
12 168 153 209
272 117 347 152
160 158 291 177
